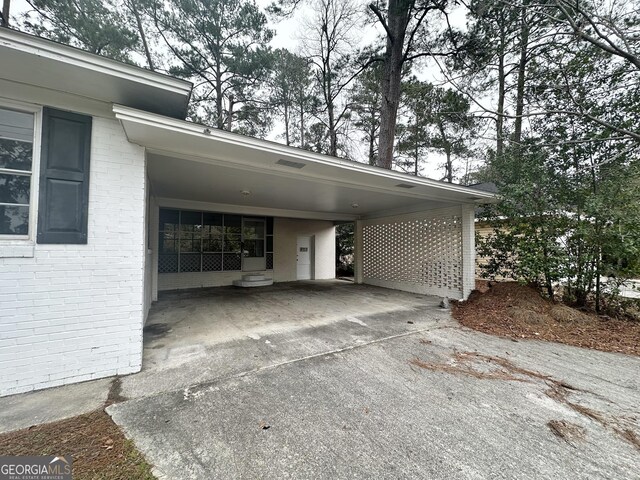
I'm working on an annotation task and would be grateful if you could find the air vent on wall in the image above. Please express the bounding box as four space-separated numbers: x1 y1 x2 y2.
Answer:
395 183 416 189
276 159 306 169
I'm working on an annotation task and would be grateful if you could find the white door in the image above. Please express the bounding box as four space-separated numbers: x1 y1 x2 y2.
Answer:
296 236 312 280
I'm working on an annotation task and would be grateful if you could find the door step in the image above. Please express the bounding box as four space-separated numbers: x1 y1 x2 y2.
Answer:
233 274 274 288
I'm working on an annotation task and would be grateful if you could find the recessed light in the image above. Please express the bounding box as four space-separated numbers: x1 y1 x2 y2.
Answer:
351 203 359 209
241 190 251 196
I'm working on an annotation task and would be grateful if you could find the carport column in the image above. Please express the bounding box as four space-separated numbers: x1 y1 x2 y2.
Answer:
461 204 476 299
354 219 364 284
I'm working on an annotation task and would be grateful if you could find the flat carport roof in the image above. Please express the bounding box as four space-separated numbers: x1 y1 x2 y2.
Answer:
114 105 496 221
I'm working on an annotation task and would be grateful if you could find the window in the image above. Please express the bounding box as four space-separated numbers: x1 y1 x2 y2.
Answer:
0 107 35 237
158 209 267 274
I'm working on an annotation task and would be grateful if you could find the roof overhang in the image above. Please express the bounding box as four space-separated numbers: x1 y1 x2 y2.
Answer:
0 28 192 118
114 105 498 221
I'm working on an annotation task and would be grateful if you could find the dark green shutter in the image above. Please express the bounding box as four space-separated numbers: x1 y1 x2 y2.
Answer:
37 108 92 244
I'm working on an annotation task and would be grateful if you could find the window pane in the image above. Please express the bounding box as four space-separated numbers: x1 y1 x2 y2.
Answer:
159 209 179 231
0 205 29 235
224 234 241 252
266 236 273 252
202 225 222 235
203 212 222 227
0 139 33 171
181 211 202 232
0 173 30 204
266 217 273 235
159 233 177 253
0 108 34 143
180 237 201 252
243 219 265 239
223 214 241 234
243 239 264 258
203 236 222 252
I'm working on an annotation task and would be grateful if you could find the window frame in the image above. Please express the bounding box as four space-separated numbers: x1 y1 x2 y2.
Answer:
0 99 42 243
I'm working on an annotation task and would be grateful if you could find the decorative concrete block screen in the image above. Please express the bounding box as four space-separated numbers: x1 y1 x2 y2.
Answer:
361 207 465 298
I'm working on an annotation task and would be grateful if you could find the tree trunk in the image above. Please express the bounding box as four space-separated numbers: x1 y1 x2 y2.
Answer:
299 100 305 148
1 0 10 27
368 126 376 165
128 0 154 71
215 61 224 130
227 95 235 131
328 101 337 156
284 103 290 146
375 0 411 170
513 0 529 148
496 24 506 159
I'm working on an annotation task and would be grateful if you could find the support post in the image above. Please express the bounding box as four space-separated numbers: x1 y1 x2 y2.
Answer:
354 219 363 284
461 204 476 299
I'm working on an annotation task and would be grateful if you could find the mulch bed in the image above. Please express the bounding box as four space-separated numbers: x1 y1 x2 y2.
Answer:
0 408 154 480
453 281 640 356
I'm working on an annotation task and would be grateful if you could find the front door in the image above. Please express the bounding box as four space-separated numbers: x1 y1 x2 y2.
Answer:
242 217 266 271
296 236 312 280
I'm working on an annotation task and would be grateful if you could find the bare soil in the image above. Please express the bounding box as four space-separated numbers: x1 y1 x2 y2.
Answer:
453 281 640 356
0 384 153 480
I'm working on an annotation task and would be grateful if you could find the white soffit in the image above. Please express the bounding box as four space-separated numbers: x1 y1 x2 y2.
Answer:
114 105 497 217
0 29 192 118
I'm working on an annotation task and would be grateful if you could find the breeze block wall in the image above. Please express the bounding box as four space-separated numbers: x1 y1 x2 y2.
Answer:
0 117 147 396
359 205 475 300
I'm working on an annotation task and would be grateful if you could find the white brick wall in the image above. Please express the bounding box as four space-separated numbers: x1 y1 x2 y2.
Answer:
0 117 147 396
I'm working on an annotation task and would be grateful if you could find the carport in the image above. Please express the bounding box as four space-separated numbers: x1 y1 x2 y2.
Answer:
114 105 496 316
132 279 451 399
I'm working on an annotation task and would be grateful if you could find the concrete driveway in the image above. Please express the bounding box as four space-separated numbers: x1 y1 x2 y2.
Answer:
106 283 640 480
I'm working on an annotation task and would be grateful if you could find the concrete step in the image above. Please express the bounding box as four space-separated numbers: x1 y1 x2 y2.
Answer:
233 277 274 288
242 274 266 281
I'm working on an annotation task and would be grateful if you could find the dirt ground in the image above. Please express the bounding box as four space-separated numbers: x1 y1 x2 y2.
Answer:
453 281 640 356
0 382 153 480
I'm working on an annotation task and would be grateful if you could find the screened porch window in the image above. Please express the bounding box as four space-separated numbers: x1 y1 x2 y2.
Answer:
158 209 268 274
0 107 34 236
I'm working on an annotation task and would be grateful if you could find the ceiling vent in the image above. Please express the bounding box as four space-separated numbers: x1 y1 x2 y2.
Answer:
276 159 306 169
395 183 416 189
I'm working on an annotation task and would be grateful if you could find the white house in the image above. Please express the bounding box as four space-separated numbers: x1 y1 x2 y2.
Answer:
0 29 495 397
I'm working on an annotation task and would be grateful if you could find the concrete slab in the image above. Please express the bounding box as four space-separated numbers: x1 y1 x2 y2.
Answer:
0 378 111 434
1 281 446 433
120 281 447 399
109 326 640 480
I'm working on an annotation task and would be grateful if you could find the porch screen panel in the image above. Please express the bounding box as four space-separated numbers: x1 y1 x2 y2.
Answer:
362 209 463 297
266 216 274 270
223 215 242 271
202 212 223 271
158 209 273 274
158 208 179 273
179 210 203 272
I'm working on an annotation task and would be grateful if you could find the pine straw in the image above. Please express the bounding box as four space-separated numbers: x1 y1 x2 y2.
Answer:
547 420 587 445
0 385 153 480
453 282 640 356
411 349 640 452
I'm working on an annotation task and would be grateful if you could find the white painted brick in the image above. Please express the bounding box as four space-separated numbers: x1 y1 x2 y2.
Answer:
0 117 145 396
